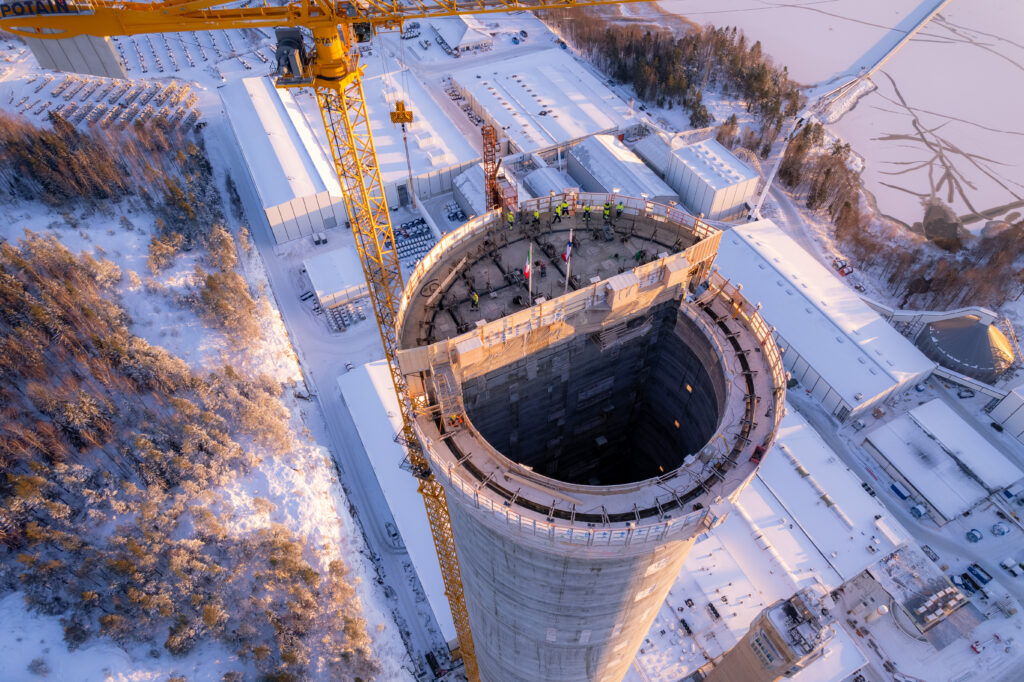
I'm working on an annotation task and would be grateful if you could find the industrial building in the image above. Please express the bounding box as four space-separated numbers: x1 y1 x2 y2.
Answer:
358 61 479 207
666 138 758 220
431 16 494 53
566 135 678 205
862 399 1024 523
23 33 128 79
630 133 674 179
990 379 1024 446
450 48 636 154
703 587 835 682
915 315 1016 384
393 192 787 682
303 247 369 310
452 164 488 218
220 77 348 244
523 165 577 198
715 220 936 422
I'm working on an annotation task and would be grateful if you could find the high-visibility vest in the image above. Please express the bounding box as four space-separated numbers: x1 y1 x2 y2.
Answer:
533 210 540 219
616 202 624 211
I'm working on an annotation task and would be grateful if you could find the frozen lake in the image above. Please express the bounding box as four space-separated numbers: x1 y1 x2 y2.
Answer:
661 0 1024 229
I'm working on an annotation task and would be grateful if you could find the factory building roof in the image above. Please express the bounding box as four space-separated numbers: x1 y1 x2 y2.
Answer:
219 76 341 209
630 133 673 177
863 399 1022 519
302 247 367 308
671 138 757 192
337 361 456 641
357 64 479 186
452 163 487 216
431 16 492 50
452 48 634 152
523 165 577 198
715 221 936 408
568 135 677 201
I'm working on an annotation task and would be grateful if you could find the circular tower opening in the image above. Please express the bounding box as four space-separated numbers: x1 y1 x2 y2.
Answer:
461 300 727 486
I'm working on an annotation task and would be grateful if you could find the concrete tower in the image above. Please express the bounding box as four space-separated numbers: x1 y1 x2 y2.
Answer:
702 587 835 682
396 193 786 682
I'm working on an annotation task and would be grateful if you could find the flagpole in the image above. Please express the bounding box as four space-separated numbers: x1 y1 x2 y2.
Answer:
527 243 533 305
564 228 573 294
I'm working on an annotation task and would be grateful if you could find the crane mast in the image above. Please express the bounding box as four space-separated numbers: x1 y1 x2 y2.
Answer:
1 2 648 679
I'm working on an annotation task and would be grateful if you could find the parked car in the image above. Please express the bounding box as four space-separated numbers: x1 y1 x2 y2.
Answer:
966 528 983 543
999 558 1021 577
957 387 975 399
838 265 855 277
950 574 967 591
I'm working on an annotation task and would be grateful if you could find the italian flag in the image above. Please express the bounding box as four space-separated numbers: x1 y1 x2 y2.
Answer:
524 244 532 280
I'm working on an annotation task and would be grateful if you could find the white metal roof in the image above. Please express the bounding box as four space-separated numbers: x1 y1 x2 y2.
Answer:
630 134 673 177
865 410 990 519
358 62 479 185
452 48 635 152
715 221 936 406
219 76 341 209
523 165 577 198
568 134 677 200
431 16 492 49
453 163 487 216
670 138 757 192
760 409 911 581
303 247 366 306
909 399 1023 490
337 362 456 641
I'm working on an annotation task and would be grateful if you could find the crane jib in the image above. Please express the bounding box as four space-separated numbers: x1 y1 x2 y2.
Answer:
1 0 71 18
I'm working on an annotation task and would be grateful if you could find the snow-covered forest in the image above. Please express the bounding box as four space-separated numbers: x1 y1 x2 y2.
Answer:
0 113 383 680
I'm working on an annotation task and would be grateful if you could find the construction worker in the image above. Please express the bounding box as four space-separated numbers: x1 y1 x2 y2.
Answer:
532 208 540 226
507 210 514 229
602 204 611 222
615 200 624 219
470 291 480 309
582 205 591 224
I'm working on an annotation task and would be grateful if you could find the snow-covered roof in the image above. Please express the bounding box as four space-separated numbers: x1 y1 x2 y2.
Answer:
358 63 479 186
219 77 341 209
630 133 673 177
303 247 367 308
715 221 936 407
431 16 492 50
789 627 867 682
568 134 677 201
864 411 990 520
670 138 757 192
452 48 635 153
336 362 455 640
761 409 911 581
909 399 1023 491
452 163 487 216
523 165 577 198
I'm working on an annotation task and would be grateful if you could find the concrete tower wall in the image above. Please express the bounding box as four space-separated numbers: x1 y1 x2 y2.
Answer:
24 34 128 79
447 497 699 682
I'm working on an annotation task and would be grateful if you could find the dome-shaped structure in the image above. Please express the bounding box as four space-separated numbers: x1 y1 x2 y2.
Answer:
916 315 1015 384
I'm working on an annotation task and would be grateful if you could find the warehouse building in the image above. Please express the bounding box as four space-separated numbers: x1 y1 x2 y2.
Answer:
360 62 479 207
523 166 577 198
990 379 1024 446
666 138 758 221
631 133 674 178
862 399 1023 523
220 77 347 244
452 164 488 218
24 33 128 79
566 134 677 204
431 16 493 54
303 247 368 310
451 48 635 154
715 221 936 422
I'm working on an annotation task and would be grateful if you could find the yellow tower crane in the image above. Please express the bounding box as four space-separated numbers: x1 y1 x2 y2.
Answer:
1 2 645 678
